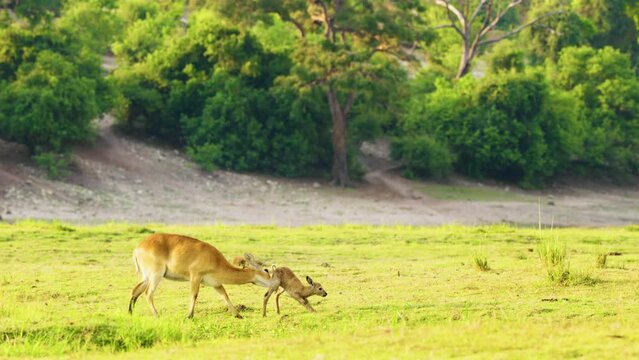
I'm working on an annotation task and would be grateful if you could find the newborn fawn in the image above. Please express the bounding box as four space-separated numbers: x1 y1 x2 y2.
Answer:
262 266 327 316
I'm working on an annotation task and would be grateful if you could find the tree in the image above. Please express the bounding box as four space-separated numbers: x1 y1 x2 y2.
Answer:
398 71 584 186
551 46 639 174
0 0 63 23
0 50 103 153
573 0 639 64
113 11 332 176
430 0 561 79
216 0 425 186
0 17 113 157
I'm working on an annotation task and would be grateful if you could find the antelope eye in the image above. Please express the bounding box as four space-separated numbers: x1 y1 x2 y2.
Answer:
319 287 323 291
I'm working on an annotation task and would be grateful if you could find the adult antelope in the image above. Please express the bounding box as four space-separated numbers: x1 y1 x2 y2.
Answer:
128 233 273 318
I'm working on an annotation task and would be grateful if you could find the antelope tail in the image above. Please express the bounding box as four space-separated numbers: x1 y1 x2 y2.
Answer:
132 253 140 275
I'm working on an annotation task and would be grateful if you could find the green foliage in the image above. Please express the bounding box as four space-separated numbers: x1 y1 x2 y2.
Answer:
486 40 525 74
111 0 183 65
0 47 106 153
526 0 639 66
57 0 120 54
573 0 639 63
551 46 639 175
401 71 583 187
114 15 331 176
524 10 596 64
390 135 453 179
9 0 64 23
32 151 71 179
0 4 114 155
537 237 570 284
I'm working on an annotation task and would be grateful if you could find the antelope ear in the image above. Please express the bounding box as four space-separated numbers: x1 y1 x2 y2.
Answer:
244 253 261 270
306 276 314 285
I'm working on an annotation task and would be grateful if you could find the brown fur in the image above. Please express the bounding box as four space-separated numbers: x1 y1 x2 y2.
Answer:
129 233 273 318
262 266 327 316
231 255 248 269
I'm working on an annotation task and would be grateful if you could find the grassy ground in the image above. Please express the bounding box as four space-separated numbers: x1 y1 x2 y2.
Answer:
417 183 535 202
1 222 639 359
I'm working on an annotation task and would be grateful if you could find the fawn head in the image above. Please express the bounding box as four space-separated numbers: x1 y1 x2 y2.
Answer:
306 276 327 297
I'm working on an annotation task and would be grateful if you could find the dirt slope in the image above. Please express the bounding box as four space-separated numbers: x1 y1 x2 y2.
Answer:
0 116 637 226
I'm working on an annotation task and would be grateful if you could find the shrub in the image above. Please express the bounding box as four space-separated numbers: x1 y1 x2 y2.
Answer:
33 152 72 179
0 24 112 156
114 19 332 177
391 135 453 179
401 72 583 187
486 40 525 74
552 46 639 176
0 50 103 154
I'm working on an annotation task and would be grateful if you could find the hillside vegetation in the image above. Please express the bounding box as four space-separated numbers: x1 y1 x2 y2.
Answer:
1 1 639 187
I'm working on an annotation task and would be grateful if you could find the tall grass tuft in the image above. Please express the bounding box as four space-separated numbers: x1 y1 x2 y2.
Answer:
596 253 608 268
472 251 490 271
537 237 570 284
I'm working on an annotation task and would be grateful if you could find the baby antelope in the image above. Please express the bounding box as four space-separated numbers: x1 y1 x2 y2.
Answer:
262 266 328 317
129 233 274 319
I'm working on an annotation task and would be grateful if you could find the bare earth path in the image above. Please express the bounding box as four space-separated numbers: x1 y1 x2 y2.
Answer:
0 116 637 226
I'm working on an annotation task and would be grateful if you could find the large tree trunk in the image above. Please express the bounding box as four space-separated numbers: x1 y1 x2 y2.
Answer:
327 87 349 187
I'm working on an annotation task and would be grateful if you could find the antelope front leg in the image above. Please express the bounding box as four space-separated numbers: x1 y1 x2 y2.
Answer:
293 295 316 313
262 285 279 317
214 285 242 318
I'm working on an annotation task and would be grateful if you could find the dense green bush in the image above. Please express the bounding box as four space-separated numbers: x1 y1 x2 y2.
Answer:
399 71 583 187
551 46 639 175
0 24 112 155
111 2 182 65
114 14 331 176
33 151 72 179
391 135 453 179
486 40 525 74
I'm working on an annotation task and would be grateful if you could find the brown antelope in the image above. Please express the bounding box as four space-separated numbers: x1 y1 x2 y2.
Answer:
128 233 274 319
262 266 327 316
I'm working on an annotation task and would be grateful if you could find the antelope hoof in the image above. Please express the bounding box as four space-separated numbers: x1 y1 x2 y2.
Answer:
234 313 244 319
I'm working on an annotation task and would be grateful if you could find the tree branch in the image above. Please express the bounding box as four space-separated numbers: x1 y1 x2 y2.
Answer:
314 0 333 40
343 92 357 118
478 11 563 46
434 0 466 29
478 0 523 39
289 17 306 38
469 0 489 24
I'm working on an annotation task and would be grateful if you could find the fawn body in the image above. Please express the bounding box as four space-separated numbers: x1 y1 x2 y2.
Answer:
262 266 327 316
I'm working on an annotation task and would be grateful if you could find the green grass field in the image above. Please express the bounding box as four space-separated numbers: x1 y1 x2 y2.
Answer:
1 222 639 359
417 183 535 202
